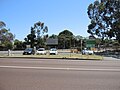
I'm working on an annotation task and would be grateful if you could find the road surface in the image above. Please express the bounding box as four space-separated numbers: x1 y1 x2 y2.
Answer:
0 58 120 90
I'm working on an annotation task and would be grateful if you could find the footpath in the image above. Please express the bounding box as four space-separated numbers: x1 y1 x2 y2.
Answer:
103 56 120 61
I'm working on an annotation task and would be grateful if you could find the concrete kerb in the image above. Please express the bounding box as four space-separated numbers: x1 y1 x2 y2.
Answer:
0 55 103 61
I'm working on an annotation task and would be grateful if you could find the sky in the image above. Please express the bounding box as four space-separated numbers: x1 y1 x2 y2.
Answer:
1 0 94 40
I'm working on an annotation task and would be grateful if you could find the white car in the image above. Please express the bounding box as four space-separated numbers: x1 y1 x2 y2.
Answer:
49 48 58 55
36 48 47 55
82 50 94 55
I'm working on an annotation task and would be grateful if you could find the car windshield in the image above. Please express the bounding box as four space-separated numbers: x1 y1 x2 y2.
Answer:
38 48 45 51
50 48 57 51
25 48 32 51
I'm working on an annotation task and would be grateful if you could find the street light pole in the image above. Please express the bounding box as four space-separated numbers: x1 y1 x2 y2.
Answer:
81 39 82 52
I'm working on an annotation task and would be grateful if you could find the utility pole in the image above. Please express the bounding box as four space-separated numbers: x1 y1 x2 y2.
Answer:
81 39 82 52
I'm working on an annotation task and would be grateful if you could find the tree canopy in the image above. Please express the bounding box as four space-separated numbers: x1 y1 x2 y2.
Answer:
87 0 120 43
0 21 14 50
58 30 73 49
24 21 48 48
0 21 6 28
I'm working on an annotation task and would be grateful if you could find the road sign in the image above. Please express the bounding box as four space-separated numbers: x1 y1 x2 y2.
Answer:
86 39 96 48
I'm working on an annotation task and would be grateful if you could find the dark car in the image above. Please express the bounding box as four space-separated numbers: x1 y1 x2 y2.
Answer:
23 48 35 55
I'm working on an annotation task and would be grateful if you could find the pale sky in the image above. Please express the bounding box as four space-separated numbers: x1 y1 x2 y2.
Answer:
1 0 95 40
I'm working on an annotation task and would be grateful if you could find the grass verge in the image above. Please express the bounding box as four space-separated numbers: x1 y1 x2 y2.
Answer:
0 53 103 60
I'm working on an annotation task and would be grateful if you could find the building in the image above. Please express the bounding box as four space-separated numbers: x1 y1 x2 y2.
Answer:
46 38 58 49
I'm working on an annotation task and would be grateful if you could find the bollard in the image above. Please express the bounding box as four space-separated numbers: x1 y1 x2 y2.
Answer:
8 49 11 56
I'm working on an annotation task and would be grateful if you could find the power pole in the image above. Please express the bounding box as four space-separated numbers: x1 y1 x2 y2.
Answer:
81 39 82 52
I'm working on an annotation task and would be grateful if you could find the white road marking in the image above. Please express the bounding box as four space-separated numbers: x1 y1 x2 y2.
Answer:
0 65 120 71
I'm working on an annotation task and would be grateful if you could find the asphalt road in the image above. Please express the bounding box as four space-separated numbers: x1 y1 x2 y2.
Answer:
0 58 120 90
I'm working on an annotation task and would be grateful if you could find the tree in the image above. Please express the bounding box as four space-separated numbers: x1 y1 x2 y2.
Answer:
0 21 6 28
24 27 36 48
0 21 14 50
34 21 48 39
49 34 58 39
58 30 73 49
87 0 120 43
74 35 84 51
14 39 24 50
24 21 48 48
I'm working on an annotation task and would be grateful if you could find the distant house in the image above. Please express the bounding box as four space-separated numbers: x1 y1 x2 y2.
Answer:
46 38 58 49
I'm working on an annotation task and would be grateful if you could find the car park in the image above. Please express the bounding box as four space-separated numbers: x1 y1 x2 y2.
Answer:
23 48 35 55
36 48 47 55
49 48 58 55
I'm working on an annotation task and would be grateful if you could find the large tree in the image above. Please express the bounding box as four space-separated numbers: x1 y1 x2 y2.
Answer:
0 21 14 50
24 21 48 48
87 0 120 42
0 21 6 28
24 27 37 48
58 30 73 49
34 21 48 39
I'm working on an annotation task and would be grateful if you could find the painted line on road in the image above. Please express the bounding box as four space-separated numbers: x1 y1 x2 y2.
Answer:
0 65 120 72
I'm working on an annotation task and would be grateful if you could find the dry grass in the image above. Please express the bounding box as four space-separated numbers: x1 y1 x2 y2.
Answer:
2 53 103 60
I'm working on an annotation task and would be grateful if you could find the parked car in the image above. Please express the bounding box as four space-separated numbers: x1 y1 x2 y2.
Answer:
82 49 94 55
49 48 58 55
23 48 35 55
36 48 47 55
